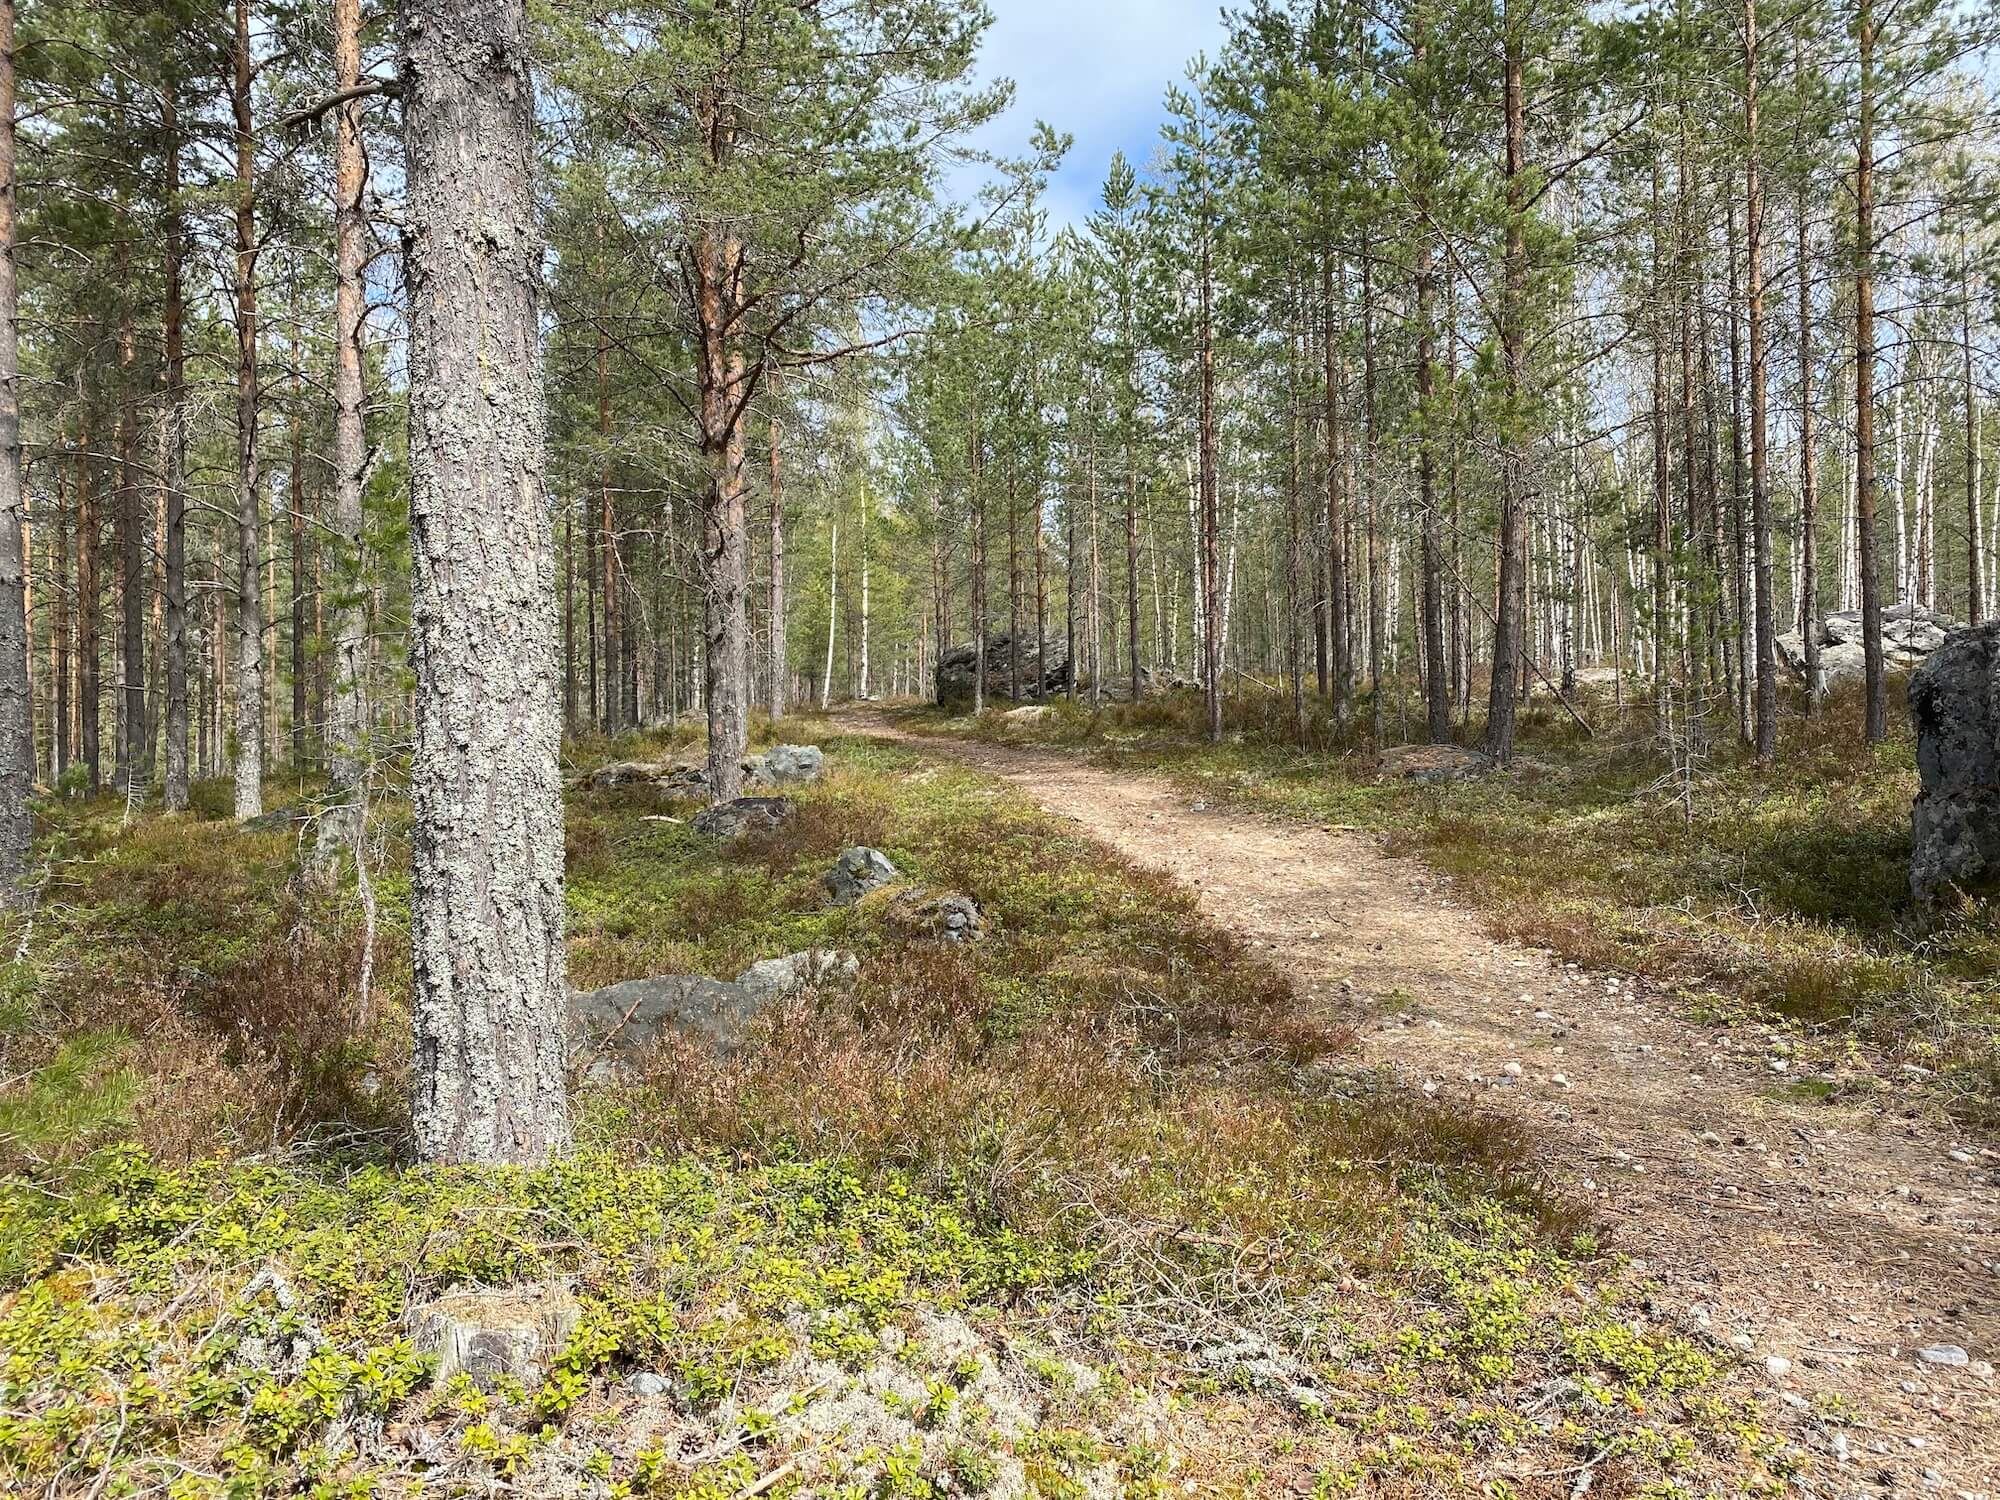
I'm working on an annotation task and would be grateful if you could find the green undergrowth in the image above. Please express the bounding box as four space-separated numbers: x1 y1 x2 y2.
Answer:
904 684 2000 1123
0 718 1794 1493
0 1145 1787 1497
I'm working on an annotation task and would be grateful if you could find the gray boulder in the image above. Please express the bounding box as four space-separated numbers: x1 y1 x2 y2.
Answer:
735 948 860 1002
693 796 795 840
1378 744 1492 784
579 760 710 796
887 888 989 944
1910 621 2000 914
935 633 1071 709
572 952 861 1078
824 846 900 906
1092 665 1196 703
584 760 664 791
570 974 770 1076
747 744 826 787
1780 603 1960 690
409 1284 581 1392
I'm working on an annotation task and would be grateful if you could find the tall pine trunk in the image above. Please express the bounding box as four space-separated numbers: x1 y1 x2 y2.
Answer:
1965 247 1983 627
1199 235 1222 742
162 79 190 811
320 0 370 849
116 309 142 793
400 0 573 1166
1745 0 1777 763
1416 207 1449 744
0 0 29 898
695 224 749 800
768 411 786 720
1485 6 1529 764
1795 56 1821 703
1855 0 1886 743
288 273 308 771
231 0 265 820
1323 258 1351 728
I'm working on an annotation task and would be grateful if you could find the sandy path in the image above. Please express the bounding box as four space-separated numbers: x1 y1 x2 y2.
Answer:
839 711 2000 1495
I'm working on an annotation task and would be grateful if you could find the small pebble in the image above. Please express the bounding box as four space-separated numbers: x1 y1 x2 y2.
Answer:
1764 1355 1793 1380
1917 1344 1970 1367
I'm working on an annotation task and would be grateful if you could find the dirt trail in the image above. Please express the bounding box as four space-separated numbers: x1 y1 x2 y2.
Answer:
840 711 2000 1494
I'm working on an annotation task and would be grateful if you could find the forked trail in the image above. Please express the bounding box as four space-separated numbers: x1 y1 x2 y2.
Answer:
841 711 2000 1494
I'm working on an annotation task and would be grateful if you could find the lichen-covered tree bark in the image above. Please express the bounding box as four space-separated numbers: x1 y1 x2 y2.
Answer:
0 0 33 902
399 0 572 1166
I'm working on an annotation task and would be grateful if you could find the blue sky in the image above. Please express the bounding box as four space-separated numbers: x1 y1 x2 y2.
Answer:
958 0 1231 228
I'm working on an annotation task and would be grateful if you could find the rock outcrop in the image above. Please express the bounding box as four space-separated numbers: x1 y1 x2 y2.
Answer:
570 974 770 1073
934 634 1070 709
1909 621 2000 914
824 846 900 906
579 746 825 797
571 949 860 1078
1779 603 1959 689
747 744 826 787
885 889 988 944
693 796 796 840
735 949 861 1003
579 759 710 795
1378 744 1492 784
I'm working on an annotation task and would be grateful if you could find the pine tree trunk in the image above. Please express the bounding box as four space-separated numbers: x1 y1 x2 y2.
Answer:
1324 258 1351 728
1124 427 1140 701
1415 213 1449 744
1795 79 1822 704
1485 10 1529 764
79 428 99 793
821 519 838 708
1200 236 1222 742
53 454 69 777
289 274 309 772
1855 0 1886 743
1745 16 1777 762
563 503 575 730
0 0 30 898
162 79 190 811
320 0 369 841
1650 159 1673 721
599 323 622 736
695 224 749 799
1965 249 1983 627
768 412 786 721
116 310 142 793
231 0 264 821
861 485 873 700
1361 258 1383 745
399 0 572 1166
972 409 986 714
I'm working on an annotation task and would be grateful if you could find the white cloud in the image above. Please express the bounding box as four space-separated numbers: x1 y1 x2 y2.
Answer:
955 0 1230 226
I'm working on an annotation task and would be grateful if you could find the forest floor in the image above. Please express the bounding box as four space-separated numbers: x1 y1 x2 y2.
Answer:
1 699 1994 1497
844 703 2000 1494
